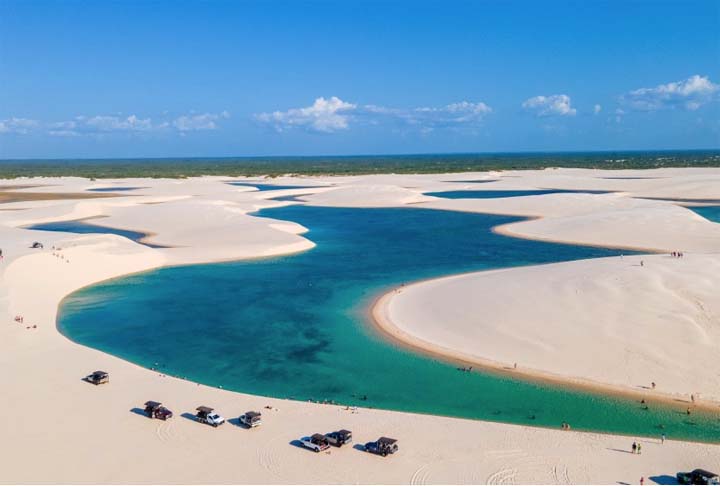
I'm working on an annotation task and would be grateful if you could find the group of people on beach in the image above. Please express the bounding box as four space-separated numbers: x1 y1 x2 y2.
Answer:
51 245 70 263
631 441 642 454
670 251 684 258
13 314 36 330
560 421 571 430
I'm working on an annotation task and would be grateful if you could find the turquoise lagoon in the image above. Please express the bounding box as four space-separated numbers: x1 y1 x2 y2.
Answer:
692 205 720 223
57 205 720 442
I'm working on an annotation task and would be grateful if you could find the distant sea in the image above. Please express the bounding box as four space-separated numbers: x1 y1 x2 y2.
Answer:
1 150 719 178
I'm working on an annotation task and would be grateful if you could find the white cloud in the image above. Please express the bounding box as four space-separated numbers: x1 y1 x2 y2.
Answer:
0 117 39 134
593 104 602 114
408 101 492 129
621 75 719 111
1 111 230 137
522 94 576 116
255 97 356 133
77 114 155 132
30 111 231 136
50 120 77 129
255 97 492 133
48 129 81 137
173 111 230 132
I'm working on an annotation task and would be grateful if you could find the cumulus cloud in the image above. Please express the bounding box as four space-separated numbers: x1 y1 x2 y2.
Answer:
522 94 576 116
0 117 39 134
255 97 492 133
77 114 155 132
621 75 719 111
593 104 602 114
173 111 230 132
408 101 492 130
46 120 80 137
0 111 232 137
255 97 356 133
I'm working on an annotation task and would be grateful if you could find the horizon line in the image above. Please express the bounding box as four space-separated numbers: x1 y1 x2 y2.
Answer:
2 147 720 162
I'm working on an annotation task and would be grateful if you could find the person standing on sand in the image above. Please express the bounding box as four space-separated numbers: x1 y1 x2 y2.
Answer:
661 433 665 444
640 477 644 485
637 443 642 454
632 441 637 454
640 260 644 267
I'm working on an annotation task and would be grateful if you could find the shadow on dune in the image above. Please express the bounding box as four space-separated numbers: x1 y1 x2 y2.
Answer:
649 475 678 485
180 412 198 423
129 407 149 418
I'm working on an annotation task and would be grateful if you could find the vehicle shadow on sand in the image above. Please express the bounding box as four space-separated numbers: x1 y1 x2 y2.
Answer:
129 407 149 418
648 475 678 485
180 412 198 422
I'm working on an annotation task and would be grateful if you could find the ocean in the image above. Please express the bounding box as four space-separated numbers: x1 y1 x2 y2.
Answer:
1 150 719 178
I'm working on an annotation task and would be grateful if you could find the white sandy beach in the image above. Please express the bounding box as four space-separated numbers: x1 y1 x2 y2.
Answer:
1 168 719 484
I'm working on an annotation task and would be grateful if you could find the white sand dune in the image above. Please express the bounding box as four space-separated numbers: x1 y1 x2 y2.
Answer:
377 253 720 403
1 169 719 484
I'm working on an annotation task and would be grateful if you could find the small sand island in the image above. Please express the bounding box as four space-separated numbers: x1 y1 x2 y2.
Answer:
1 168 719 484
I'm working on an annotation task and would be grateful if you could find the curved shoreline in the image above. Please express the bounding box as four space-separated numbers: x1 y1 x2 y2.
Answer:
492 218 667 254
49 206 718 420
369 273 720 415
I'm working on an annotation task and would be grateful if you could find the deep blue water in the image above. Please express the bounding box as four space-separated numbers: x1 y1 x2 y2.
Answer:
28 219 166 248
691 205 720 223
87 187 141 192
227 182 323 191
425 189 611 199
57 206 720 442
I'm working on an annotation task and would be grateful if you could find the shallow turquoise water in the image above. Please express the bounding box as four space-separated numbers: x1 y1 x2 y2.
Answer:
58 206 720 442
425 189 610 199
691 205 720 223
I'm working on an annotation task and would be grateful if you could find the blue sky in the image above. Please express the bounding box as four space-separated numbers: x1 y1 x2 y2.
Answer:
1 0 719 158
